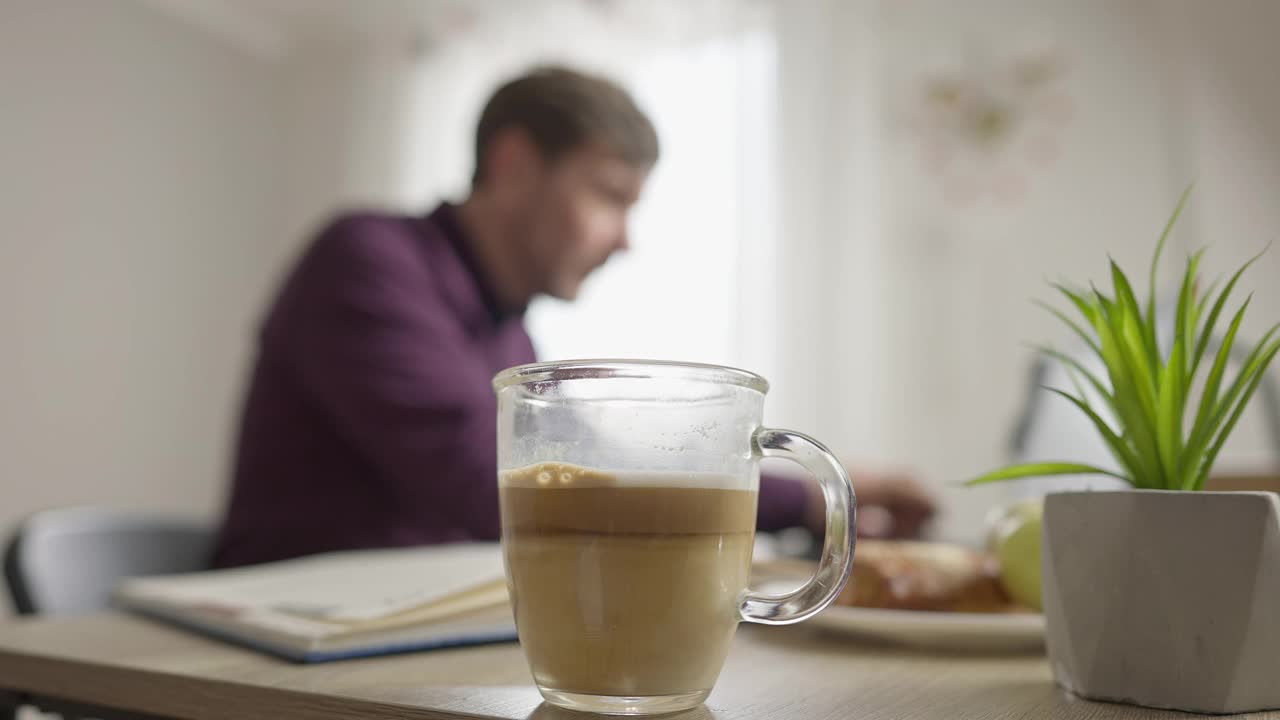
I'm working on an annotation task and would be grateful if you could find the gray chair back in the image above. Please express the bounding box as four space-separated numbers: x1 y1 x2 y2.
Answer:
4 507 213 616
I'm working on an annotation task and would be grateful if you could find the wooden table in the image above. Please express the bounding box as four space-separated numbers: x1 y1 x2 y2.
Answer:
1 612 1276 720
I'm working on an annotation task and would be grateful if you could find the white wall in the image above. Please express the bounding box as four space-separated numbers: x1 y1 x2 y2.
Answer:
275 41 423 250
777 0 1280 542
0 0 287 613
1174 0 1280 351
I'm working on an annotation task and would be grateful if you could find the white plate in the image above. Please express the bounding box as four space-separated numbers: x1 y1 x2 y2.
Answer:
752 564 1044 652
806 604 1045 652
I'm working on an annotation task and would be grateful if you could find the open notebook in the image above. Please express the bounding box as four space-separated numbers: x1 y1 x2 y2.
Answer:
113 543 515 662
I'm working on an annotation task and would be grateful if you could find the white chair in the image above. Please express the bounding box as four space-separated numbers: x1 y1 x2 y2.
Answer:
2 507 213 720
4 506 213 616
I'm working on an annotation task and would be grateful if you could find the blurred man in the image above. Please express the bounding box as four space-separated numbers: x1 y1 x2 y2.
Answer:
213 66 933 568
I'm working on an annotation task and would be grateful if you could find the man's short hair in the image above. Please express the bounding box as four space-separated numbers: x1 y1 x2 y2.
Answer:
472 66 659 187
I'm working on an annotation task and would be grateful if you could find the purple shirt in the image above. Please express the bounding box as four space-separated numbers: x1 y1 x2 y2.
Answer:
213 204 807 568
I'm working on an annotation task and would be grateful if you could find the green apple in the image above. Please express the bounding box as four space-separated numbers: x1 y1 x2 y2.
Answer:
993 500 1044 611
983 498 1043 551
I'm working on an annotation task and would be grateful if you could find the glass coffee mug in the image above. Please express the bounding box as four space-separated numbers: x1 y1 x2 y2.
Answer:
494 360 856 715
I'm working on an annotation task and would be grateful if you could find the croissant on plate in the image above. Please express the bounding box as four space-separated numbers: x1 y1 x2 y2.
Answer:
835 540 1017 613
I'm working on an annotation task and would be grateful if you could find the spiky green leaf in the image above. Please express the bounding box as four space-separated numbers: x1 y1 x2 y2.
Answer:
1191 243 1270 378
965 462 1127 486
1148 184 1193 334
1194 338 1280 489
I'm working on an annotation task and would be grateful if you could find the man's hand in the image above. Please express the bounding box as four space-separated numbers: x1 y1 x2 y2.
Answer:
804 469 937 539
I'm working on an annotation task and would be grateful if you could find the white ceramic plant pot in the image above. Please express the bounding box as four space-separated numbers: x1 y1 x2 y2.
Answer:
1043 490 1280 714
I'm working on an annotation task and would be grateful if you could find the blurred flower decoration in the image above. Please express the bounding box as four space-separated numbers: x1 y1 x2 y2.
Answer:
915 49 1073 207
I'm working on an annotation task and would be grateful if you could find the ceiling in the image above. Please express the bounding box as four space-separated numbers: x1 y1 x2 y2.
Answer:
142 0 763 60
139 0 516 59
221 0 497 42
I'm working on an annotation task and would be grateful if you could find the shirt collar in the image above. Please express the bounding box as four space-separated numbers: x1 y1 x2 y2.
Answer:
425 202 522 326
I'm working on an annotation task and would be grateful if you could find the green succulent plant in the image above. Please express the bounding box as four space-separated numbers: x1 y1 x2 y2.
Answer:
969 187 1279 490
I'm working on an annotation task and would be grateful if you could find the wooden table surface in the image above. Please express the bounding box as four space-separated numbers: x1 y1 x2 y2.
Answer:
0 612 1276 720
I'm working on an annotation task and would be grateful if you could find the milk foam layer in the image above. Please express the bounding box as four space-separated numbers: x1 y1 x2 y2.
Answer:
500 462 749 490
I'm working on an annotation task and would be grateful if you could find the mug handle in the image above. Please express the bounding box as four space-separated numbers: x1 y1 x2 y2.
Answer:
739 427 857 625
